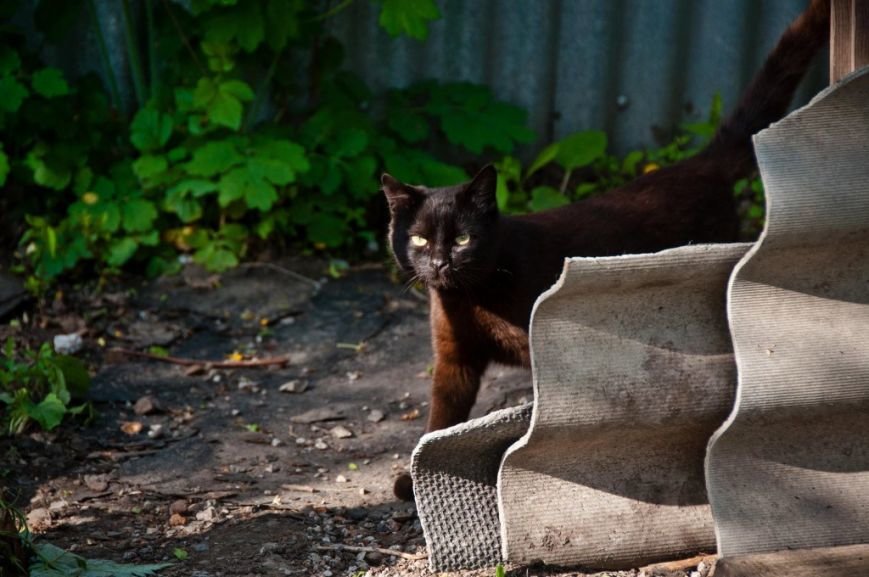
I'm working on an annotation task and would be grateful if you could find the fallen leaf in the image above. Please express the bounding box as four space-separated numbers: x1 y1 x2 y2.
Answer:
120 421 143 435
330 425 354 439
169 513 187 527
279 380 308 393
133 395 160 415
400 408 421 421
290 407 345 424
367 409 385 423
226 351 244 362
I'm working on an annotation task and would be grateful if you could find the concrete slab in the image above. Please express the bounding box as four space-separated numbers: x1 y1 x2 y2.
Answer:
412 403 532 571
499 243 750 568
706 68 869 559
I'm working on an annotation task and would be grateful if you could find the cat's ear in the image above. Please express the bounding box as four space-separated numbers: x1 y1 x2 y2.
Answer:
462 165 499 215
382 173 422 213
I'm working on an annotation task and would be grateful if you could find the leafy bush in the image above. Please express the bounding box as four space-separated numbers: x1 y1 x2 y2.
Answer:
2 1 762 289
2 0 533 290
0 338 91 434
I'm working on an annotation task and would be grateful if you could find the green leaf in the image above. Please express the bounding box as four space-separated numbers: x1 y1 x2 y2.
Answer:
195 78 255 131
526 141 560 178
32 67 70 97
264 0 302 51
122 199 158 233
25 148 71 190
220 79 254 101
378 0 441 40
430 84 535 154
0 146 8 187
529 186 570 212
186 140 243 176
53 355 91 398
0 47 21 76
107 237 139 267
130 107 173 152
34 0 85 42
30 543 172 577
555 131 607 171
307 213 346 247
27 393 66 431
209 92 244 130
194 243 238 272
204 1 264 52
132 155 169 181
255 139 309 178
387 109 429 143
218 166 277 211
0 76 29 113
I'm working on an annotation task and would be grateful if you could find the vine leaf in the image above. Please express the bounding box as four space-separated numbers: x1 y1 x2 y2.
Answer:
378 0 441 40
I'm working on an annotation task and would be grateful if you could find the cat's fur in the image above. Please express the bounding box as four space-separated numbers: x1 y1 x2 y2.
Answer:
383 0 830 501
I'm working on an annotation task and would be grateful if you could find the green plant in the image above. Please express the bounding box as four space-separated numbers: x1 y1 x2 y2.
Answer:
493 93 760 218
5 0 535 290
30 543 171 577
0 491 29 576
0 338 91 435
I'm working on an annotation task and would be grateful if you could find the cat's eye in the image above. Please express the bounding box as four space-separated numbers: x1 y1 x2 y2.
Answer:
410 235 428 247
455 233 471 246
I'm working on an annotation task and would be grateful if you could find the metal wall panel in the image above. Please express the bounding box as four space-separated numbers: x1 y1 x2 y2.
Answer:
326 0 828 156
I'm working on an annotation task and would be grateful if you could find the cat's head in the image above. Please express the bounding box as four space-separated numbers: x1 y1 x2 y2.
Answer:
382 165 500 291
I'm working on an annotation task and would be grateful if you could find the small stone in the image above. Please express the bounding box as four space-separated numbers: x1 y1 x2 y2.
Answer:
53 333 83 355
147 423 164 439
196 506 216 522
134 395 160 415
365 551 383 565
314 439 328 450
237 377 259 392
169 512 187 526
84 474 110 492
690 572 701 577
358 487 369 496
27 508 50 529
192 542 209 552
335 475 348 483
169 500 188 515
346 371 360 381
296 437 308 445
230 408 241 417
270 437 283 447
330 425 353 439
259 542 280 556
279 380 308 393
366 410 385 423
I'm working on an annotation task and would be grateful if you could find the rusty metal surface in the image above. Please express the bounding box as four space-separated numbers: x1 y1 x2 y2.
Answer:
498 243 750 568
706 67 869 559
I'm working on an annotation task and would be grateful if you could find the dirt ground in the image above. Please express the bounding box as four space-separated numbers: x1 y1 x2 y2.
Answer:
1 261 703 577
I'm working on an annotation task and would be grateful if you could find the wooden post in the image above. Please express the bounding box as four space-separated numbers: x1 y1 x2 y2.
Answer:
830 0 869 83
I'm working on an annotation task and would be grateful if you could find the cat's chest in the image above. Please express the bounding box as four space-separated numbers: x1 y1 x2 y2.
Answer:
469 304 530 366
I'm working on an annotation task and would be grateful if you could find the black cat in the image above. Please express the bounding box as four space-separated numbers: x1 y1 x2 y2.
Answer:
382 0 830 501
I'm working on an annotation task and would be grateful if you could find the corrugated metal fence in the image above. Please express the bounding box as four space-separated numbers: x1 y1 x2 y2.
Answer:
28 1 828 156
325 0 828 155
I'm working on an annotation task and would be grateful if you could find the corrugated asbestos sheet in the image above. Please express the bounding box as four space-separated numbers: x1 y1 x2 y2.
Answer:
326 0 828 155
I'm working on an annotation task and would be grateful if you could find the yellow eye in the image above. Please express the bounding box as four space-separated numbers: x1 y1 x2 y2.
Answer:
410 235 428 247
455 233 470 246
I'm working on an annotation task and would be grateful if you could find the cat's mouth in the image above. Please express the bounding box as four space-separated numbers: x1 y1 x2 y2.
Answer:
424 267 455 289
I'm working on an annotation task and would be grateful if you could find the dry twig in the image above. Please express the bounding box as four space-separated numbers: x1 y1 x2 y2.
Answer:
314 543 426 561
108 348 290 368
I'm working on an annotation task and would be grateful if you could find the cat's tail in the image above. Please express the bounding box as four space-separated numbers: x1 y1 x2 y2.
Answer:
703 0 830 176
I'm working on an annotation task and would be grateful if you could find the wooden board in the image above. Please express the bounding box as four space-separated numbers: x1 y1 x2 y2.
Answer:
713 543 869 577
830 0 869 82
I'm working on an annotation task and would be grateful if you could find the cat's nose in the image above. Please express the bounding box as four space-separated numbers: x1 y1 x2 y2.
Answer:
431 258 449 273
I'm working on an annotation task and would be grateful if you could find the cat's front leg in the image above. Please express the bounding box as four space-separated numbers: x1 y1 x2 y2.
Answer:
393 354 487 501
426 355 487 431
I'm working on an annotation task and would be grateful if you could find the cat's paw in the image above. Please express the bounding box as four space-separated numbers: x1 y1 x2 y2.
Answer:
393 473 414 502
